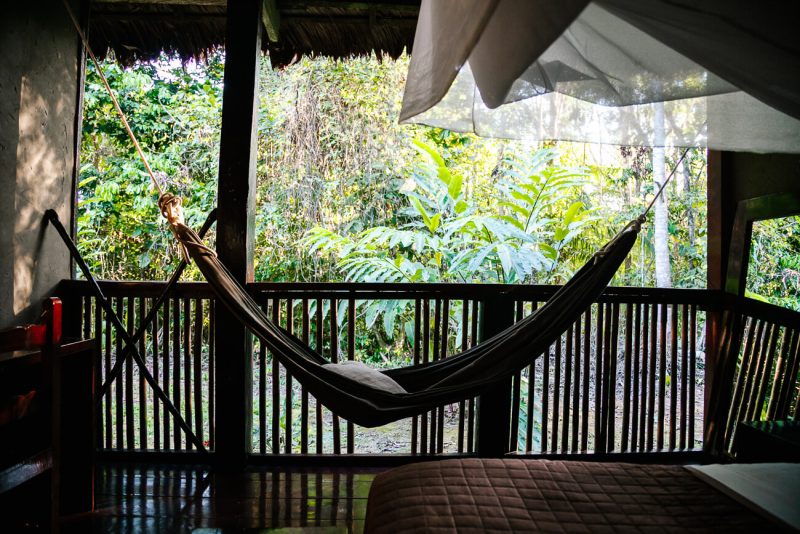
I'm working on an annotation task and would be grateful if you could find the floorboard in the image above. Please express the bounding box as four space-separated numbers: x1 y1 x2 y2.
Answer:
62 464 381 533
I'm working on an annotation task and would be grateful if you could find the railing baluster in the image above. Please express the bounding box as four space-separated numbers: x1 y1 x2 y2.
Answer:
301 298 310 455
657 302 667 451
193 299 204 449
622 303 633 452
725 317 758 448
209 300 215 450
467 299 478 454
183 298 192 451
581 309 590 452
608 302 620 452
330 298 341 455
551 335 561 452
124 297 136 450
259 330 267 454
346 298 355 454
138 297 148 449
115 296 123 450
315 298 324 454
562 326 572 453
83 296 91 339
670 303 678 451
541 337 550 454
510 301 523 452
737 320 766 430
94 297 104 450
631 303 641 452
457 300 468 453
171 297 181 450
412 299 421 455
688 304 696 448
285 299 294 455
438 298 449 453
430 299 440 454
571 316 581 453
639 303 652 452
162 298 171 449
421 299 429 454
680 303 689 450
752 323 780 422
126 297 136 450
774 329 799 418
647 303 657 452
599 302 613 452
526 302 538 453
152 298 160 451
593 303 603 451
272 299 281 454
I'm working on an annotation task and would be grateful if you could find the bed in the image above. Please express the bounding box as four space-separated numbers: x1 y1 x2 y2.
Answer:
364 459 798 533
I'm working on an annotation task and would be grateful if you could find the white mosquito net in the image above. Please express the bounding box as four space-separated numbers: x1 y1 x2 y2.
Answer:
400 0 800 152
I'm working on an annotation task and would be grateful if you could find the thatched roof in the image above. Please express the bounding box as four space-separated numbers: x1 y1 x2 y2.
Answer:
89 0 420 66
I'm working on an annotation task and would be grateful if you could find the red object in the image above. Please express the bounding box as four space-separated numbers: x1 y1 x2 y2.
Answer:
0 298 62 351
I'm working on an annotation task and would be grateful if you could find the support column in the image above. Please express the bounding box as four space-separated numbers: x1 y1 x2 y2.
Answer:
476 296 515 457
214 0 262 469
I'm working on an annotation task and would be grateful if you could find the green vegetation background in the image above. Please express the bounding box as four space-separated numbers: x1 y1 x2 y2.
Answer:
76 52 798 311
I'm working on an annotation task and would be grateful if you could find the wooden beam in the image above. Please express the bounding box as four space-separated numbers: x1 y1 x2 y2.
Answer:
215 0 262 469
476 297 515 457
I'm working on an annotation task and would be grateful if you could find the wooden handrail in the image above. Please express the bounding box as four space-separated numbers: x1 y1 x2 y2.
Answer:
57 279 717 305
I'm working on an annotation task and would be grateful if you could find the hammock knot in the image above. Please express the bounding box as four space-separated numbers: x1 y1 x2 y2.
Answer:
158 193 191 262
158 193 218 262
633 214 647 232
158 192 185 226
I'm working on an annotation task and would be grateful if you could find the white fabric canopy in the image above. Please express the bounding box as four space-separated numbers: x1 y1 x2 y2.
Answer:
400 0 800 153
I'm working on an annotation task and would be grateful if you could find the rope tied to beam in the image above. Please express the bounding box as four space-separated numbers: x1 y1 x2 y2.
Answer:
158 193 217 261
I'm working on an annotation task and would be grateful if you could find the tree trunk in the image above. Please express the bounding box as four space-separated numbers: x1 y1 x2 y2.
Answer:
682 155 695 247
652 102 672 288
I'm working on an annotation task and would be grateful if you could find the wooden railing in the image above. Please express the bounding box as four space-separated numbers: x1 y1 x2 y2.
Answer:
57 280 711 457
709 295 800 454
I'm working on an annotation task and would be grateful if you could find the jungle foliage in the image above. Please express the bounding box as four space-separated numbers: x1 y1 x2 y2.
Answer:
76 52 719 291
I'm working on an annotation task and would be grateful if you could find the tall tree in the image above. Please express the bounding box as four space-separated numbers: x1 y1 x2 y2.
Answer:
652 101 672 288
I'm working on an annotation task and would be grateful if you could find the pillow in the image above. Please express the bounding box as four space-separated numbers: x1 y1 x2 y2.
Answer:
322 361 407 394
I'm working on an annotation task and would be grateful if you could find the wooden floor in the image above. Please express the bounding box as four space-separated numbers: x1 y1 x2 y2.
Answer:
61 464 383 533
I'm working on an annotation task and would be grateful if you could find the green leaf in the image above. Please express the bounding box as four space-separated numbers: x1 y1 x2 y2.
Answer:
540 243 558 260
499 215 525 231
563 201 584 226
412 139 446 168
447 173 462 199
429 213 442 233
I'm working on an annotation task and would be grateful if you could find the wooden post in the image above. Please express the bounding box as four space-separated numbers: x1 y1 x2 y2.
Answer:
476 296 515 457
705 149 733 443
214 0 262 469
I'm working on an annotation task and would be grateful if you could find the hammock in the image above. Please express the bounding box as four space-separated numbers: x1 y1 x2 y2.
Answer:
163 195 642 427
58 0 649 428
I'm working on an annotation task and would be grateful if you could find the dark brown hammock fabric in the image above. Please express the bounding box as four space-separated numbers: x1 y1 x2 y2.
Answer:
172 218 641 427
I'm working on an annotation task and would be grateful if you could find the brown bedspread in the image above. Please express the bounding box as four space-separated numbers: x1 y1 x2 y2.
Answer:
364 459 773 533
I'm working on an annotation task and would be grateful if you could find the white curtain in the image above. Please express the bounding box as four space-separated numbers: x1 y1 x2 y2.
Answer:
400 0 800 152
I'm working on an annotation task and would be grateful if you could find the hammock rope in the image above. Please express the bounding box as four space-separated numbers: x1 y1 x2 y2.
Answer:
62 0 163 198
